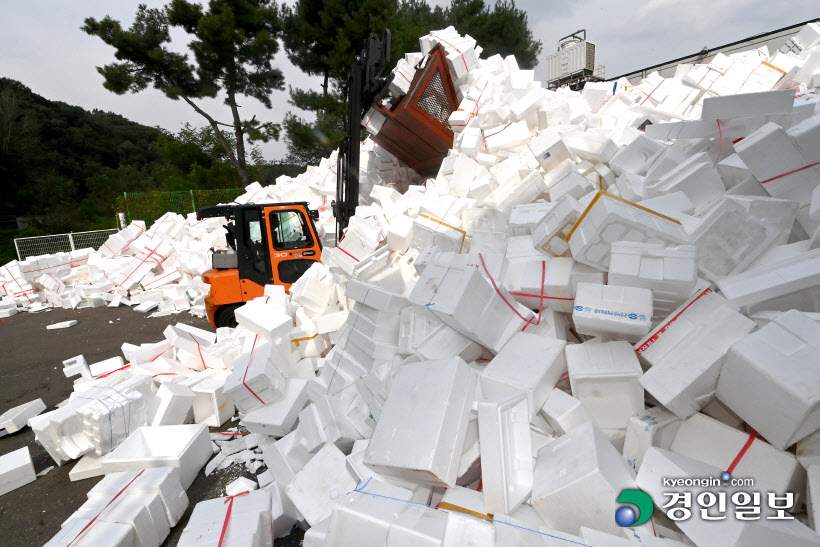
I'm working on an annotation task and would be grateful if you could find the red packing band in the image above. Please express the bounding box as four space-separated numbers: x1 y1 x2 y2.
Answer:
152 373 177 378
242 335 266 405
219 491 251 547
97 365 131 379
68 470 145 546
472 82 489 117
726 430 757 474
430 33 469 71
760 161 820 184
188 332 207 370
640 79 665 105
635 288 713 354
509 291 574 301
337 246 360 263
483 123 512 144
478 254 540 327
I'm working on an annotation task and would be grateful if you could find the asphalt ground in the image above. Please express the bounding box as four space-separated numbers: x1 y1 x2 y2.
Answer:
0 305 303 546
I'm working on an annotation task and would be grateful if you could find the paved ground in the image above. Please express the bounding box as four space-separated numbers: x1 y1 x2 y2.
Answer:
0 306 303 546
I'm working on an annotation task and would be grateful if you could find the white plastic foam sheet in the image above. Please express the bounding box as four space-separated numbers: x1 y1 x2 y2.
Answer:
567 192 689 272
285 443 357 527
0 398 46 434
608 242 697 321
408 262 531 354
324 480 414 547
86 466 189 528
0 446 36 497
477 393 532 515
669 412 806 509
364 358 476 487
572 282 653 341
532 422 643 537
480 332 566 420
101 424 210 489
565 341 644 430
223 340 286 414
716 310 820 450
637 448 820 547
178 489 272 547
636 288 756 419
717 247 820 315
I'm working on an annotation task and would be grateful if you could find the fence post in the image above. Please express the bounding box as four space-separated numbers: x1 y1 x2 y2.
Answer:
124 192 130 224
190 190 197 214
14 239 22 261
68 233 76 252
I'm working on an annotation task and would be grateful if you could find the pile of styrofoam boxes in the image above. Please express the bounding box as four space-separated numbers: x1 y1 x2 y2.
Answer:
13 20 820 546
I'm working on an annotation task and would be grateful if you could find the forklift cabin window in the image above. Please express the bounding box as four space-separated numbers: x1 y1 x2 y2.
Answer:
270 210 314 251
244 209 267 273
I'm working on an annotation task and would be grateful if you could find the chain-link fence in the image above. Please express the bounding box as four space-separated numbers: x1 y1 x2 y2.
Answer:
14 229 117 261
116 188 246 224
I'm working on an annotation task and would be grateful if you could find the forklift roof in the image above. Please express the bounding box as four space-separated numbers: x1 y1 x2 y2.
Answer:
196 201 314 221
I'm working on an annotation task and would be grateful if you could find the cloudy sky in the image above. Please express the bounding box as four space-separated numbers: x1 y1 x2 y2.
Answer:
1 1 817 161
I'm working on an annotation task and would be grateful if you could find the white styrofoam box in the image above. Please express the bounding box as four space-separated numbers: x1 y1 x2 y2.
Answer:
412 212 466 253
565 341 643 430
0 446 36 497
261 431 312 486
637 288 756 419
531 194 583 257
364 358 476 487
507 202 552 237
89 356 125 377
346 279 409 314
608 242 698 320
102 424 211 489
386 214 414 254
567 192 689 271
385 501 448 545
562 130 618 164
45 520 135 546
324 480 413 547
717 247 820 315
477 393 532 515
637 448 820 547
798 429 820 469
68 492 171 547
622 407 681 474
532 422 640 536
540 389 593 435
240 379 308 437
670 412 806 508
528 129 571 171
437 486 496 544
648 158 726 212
285 442 357 527
178 489 272 547
572 283 653 341
482 170 548 213
235 301 292 340
0 398 46 434
701 89 796 120
190 371 235 427
87 466 189 528
409 263 531 353
480 332 566 420
716 310 820 450
149 383 194 427
609 134 665 177
397 306 482 363
224 340 286 414
482 120 531 153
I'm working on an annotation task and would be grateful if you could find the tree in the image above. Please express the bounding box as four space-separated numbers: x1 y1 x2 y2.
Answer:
82 0 285 186
280 0 539 166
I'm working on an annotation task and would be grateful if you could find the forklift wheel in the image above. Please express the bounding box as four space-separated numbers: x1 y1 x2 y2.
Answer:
215 304 240 329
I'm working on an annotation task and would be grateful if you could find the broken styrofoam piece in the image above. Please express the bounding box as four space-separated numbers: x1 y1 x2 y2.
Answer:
102 424 211 489
47 320 78 330
364 357 476 487
0 446 36 497
225 476 258 496
716 309 820 449
477 393 533 515
69 453 108 482
0 398 46 434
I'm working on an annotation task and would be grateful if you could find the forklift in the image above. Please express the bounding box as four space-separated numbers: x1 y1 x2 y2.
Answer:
199 31 393 328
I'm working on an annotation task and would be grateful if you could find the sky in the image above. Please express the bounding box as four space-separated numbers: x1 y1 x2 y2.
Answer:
0 1 818 162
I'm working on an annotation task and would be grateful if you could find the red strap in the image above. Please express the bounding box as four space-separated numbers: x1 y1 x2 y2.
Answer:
640 79 665 105
242 335 266 405
760 161 820 184
68 470 145 545
152 373 177 378
97 365 131 379
726 430 757 474
188 332 207 370
478 254 539 327
218 491 251 547
337 246 361 263
509 291 574 301
472 82 489 117
430 33 469 71
635 288 713 354
482 123 512 144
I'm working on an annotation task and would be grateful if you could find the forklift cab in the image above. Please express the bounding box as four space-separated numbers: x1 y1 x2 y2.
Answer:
200 202 322 328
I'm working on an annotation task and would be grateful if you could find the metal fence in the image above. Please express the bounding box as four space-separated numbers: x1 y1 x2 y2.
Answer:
14 229 118 261
117 188 245 224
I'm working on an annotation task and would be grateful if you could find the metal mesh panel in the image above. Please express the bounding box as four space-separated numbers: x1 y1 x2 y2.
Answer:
119 189 244 224
14 230 117 260
416 70 454 124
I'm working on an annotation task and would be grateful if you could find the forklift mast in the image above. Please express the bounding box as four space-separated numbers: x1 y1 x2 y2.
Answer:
334 30 392 242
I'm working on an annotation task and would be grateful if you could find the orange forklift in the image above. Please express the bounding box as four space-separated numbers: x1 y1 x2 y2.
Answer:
200 29 459 328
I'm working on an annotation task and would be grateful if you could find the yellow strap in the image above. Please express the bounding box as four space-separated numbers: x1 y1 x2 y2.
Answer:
418 214 467 237
437 502 493 521
761 61 786 75
566 191 682 242
292 333 319 346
